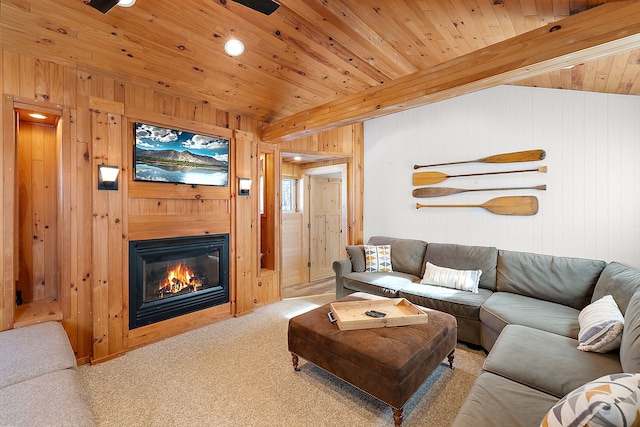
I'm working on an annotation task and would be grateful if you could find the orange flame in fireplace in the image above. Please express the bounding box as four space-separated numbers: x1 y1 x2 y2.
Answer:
159 263 203 295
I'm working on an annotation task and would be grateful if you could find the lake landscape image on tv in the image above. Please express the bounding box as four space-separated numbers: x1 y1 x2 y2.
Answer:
134 123 229 186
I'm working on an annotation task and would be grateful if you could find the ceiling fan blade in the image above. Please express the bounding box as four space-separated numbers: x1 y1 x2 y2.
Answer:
232 0 280 15
87 0 120 14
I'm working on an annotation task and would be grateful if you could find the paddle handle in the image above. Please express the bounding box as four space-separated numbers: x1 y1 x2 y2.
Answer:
454 166 547 178
417 203 479 209
413 184 547 198
412 166 547 186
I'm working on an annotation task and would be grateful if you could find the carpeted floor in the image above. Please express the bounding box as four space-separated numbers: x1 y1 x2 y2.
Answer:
77 295 485 426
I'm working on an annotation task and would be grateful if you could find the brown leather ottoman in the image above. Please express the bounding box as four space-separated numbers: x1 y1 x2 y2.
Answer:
288 293 457 426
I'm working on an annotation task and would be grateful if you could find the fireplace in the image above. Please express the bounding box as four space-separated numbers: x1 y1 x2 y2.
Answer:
129 234 229 329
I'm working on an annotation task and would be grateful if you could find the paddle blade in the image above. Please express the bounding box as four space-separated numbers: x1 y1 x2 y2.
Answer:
481 149 546 163
413 187 465 197
483 196 539 216
412 171 448 186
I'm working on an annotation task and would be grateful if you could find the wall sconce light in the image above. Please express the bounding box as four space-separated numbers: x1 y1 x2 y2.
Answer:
98 164 120 190
238 178 252 196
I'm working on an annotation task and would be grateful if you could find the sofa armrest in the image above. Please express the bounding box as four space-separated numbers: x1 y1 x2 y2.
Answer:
333 258 355 298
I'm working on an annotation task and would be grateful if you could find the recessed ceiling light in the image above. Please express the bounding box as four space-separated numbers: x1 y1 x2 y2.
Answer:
117 0 136 7
224 39 245 57
29 113 47 120
294 156 302 161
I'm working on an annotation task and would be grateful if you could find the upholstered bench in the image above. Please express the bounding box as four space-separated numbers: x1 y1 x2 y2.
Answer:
288 292 457 426
0 322 94 426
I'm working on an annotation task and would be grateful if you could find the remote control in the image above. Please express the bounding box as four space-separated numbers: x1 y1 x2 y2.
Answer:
365 310 386 318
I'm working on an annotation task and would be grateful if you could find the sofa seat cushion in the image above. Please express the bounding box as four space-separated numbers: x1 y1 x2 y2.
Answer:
484 324 622 398
398 283 492 320
0 369 95 426
480 292 581 339
451 372 557 427
0 322 77 389
343 271 419 298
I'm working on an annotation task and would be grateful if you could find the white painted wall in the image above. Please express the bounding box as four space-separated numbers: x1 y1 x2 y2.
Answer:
364 85 640 267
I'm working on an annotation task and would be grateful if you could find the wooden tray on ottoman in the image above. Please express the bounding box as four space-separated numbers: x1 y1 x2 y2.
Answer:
329 298 428 330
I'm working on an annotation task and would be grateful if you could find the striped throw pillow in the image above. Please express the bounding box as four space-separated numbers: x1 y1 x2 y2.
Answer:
577 295 624 353
420 262 482 293
364 245 392 272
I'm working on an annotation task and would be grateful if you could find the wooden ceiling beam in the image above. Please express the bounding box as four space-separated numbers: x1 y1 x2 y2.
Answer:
262 1 640 142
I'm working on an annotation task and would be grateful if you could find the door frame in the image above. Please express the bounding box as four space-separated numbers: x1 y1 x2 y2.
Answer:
302 164 347 282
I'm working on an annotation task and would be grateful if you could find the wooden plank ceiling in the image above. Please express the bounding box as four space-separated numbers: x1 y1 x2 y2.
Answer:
2 0 639 132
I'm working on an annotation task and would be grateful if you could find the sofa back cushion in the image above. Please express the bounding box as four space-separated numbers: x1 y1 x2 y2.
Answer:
496 250 606 310
367 236 427 277
345 245 366 272
592 262 640 315
620 292 640 373
425 243 498 291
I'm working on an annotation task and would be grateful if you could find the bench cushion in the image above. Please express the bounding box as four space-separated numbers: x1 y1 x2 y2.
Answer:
0 369 94 427
0 322 76 389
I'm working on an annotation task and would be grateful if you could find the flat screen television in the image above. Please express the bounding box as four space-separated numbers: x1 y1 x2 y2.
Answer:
133 122 229 187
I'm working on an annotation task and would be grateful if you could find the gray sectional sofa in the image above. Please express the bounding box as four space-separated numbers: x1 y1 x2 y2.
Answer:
333 236 640 426
0 321 94 426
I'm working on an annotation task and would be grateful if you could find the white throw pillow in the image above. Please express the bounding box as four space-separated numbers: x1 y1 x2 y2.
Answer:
577 295 624 353
540 373 640 427
420 262 481 293
364 245 392 272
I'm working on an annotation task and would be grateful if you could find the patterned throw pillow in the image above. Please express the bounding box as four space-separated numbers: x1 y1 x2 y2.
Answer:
541 373 640 427
420 262 482 293
364 245 392 272
577 295 624 353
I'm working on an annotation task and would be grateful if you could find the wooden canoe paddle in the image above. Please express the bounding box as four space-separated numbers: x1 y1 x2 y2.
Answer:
413 184 546 198
416 196 539 216
414 149 546 169
413 166 547 186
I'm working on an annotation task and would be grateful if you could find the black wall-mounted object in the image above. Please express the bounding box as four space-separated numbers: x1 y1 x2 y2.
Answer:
87 0 120 14
88 0 280 15
232 0 280 15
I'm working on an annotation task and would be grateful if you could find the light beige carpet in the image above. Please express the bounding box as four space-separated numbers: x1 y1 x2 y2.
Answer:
77 295 485 426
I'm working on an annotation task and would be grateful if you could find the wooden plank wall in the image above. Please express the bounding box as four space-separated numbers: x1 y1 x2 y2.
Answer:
281 213 305 286
0 49 263 363
1 48 364 363
16 122 58 302
278 124 365 245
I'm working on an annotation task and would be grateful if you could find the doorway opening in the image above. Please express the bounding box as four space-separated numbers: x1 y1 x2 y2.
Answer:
14 106 64 327
281 162 347 299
